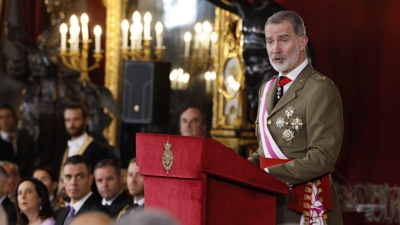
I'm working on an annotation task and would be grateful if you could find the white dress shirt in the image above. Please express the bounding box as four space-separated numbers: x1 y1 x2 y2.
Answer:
70 192 92 214
279 58 309 93
102 190 123 206
67 132 89 157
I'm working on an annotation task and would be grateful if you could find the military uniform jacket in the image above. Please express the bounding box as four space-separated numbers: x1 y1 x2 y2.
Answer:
248 64 344 225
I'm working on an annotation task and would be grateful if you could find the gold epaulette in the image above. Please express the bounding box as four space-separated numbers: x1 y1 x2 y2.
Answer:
116 203 131 222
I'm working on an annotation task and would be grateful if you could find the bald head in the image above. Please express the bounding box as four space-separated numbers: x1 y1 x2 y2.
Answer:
69 212 113 225
179 108 206 137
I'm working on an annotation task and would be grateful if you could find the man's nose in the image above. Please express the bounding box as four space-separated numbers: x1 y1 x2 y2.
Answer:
272 42 281 53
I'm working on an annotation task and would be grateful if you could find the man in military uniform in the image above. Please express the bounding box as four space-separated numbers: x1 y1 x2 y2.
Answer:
248 11 343 225
117 158 144 222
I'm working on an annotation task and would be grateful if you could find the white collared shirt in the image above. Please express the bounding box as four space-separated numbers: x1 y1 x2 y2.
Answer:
102 190 123 206
0 130 10 142
279 58 309 93
67 133 89 157
134 197 145 207
70 192 92 214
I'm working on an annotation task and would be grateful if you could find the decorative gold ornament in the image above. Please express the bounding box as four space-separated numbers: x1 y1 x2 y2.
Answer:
162 139 173 174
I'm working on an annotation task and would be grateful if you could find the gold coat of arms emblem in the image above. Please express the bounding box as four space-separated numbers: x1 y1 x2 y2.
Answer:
162 139 173 174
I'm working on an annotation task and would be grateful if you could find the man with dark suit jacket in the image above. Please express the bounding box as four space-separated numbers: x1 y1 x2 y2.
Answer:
117 158 144 222
94 159 131 217
0 165 16 225
55 155 109 225
0 104 35 177
58 103 111 199
248 11 343 225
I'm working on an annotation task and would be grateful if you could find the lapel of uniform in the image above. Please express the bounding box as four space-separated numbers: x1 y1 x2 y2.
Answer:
266 77 278 115
270 64 313 116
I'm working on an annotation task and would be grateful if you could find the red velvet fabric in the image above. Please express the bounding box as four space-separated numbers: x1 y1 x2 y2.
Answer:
136 133 289 225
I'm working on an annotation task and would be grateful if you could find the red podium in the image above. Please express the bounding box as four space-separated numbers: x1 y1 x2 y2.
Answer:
136 133 289 225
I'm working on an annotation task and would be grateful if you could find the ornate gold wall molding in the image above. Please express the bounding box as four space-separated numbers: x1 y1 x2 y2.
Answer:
102 0 124 146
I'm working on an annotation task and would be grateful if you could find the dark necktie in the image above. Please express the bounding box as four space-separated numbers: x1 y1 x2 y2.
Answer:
274 76 292 106
65 206 75 225
132 203 140 209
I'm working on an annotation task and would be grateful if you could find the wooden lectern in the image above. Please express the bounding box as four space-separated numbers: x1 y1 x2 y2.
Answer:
136 133 289 225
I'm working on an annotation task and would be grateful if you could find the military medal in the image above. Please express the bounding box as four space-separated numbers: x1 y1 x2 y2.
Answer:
282 129 295 142
276 117 286 129
276 106 304 142
285 106 295 118
277 86 282 99
291 117 303 131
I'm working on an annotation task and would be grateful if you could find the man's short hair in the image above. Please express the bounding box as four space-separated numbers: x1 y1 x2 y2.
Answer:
0 161 20 177
265 11 306 37
33 166 57 182
129 157 137 164
180 107 207 125
0 166 8 181
65 102 89 118
94 159 121 176
63 155 92 175
0 104 16 116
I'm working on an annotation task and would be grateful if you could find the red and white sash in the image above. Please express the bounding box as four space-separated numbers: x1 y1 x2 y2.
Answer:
259 77 288 160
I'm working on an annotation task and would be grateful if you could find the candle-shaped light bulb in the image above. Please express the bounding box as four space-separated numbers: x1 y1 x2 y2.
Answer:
132 11 141 23
94 25 102 52
121 19 129 48
143 12 152 40
199 32 206 42
70 14 78 25
194 22 202 49
210 31 218 57
130 24 136 50
136 22 143 48
60 23 68 51
183 32 192 57
71 24 80 50
80 13 89 41
202 21 212 34
155 21 163 48
210 32 218 43
194 22 202 33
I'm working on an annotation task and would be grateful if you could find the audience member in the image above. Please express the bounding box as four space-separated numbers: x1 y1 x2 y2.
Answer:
55 155 109 225
15 178 55 225
59 102 111 199
0 165 16 225
179 107 207 137
69 212 113 225
117 209 179 225
0 161 20 204
33 166 61 212
0 104 36 177
117 158 144 222
94 159 131 217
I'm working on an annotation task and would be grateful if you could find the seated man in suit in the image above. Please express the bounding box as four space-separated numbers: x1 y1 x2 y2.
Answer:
0 165 16 225
179 107 207 137
0 104 35 177
56 155 109 225
94 159 131 217
117 158 144 222
59 102 111 199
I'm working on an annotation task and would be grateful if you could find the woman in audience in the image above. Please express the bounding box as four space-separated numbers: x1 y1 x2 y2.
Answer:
15 178 55 225
33 166 61 212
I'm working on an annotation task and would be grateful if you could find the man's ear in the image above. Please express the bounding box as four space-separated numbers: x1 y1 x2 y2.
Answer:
299 35 308 51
